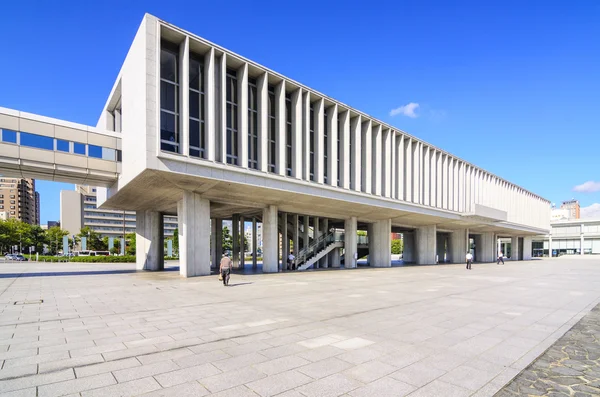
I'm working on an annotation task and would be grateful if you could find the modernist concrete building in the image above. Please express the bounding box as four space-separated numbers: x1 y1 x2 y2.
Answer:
60 185 177 238
0 14 550 277
533 218 600 257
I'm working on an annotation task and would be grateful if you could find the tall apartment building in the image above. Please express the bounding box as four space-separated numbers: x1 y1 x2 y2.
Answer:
560 199 580 220
0 178 40 225
60 185 177 238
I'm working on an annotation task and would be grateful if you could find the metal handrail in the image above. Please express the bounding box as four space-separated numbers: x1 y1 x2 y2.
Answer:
296 230 345 268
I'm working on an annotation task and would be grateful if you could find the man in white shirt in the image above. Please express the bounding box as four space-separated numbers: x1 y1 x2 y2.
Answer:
466 252 473 270
497 251 505 265
288 251 296 270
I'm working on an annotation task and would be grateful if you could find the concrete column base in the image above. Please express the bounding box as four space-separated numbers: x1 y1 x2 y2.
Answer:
403 232 414 262
262 205 279 273
136 211 164 271
344 217 357 268
371 219 391 267
449 229 468 264
178 192 211 277
523 236 532 260
416 225 436 265
480 232 495 262
511 236 520 261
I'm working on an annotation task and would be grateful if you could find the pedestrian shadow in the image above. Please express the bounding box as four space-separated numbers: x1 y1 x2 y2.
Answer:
226 282 253 287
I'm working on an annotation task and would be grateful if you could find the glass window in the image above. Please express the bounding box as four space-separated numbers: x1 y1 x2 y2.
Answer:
268 86 276 173
248 78 258 169
73 142 85 155
57 139 69 152
160 41 180 153
226 69 239 165
2 129 17 144
189 55 205 158
88 145 102 158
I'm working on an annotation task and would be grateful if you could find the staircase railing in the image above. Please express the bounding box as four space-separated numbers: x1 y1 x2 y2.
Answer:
296 230 344 268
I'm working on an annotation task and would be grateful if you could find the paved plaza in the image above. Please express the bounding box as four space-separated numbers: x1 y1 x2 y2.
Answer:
0 257 599 396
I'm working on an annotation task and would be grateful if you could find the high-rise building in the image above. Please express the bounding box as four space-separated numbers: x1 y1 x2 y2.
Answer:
0 178 39 225
560 199 580 219
60 185 177 238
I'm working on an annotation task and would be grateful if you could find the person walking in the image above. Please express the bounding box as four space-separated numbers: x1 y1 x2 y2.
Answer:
497 250 505 265
466 251 473 270
219 253 232 286
288 251 296 270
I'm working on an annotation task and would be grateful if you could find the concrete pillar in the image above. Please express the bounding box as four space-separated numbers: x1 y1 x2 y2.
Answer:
330 247 341 268
179 37 190 156
372 124 382 196
238 63 249 168
367 223 374 265
177 192 210 277
258 72 268 172
403 232 414 263
314 217 320 268
136 210 164 271
416 225 436 265
232 214 240 268
370 219 391 267
281 212 288 271
210 219 216 269
303 215 309 250
549 236 553 257
479 232 494 262
523 236 532 260
511 236 520 261
449 229 467 264
215 218 223 267
252 218 257 268
344 217 357 269
240 216 245 269
262 205 279 273
321 218 329 267
293 214 299 262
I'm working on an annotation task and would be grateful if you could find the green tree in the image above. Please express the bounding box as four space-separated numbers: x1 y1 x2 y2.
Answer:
391 239 403 255
222 226 232 251
172 228 179 252
29 225 48 253
46 226 69 255
78 227 106 251
126 233 136 256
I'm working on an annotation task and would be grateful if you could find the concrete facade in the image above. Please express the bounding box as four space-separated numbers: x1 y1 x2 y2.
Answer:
0 14 552 276
534 218 600 257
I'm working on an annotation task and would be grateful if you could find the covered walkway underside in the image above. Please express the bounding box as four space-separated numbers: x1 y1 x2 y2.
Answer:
101 169 541 277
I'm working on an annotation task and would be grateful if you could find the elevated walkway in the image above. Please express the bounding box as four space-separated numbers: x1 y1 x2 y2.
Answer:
0 107 121 186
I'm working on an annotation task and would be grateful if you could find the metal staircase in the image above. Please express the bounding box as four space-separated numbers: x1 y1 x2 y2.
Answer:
296 231 344 271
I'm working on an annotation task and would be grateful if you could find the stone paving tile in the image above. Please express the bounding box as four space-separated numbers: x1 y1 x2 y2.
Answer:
199 365 266 393
140 380 210 396
81 376 162 396
296 373 364 397
154 363 221 388
406 379 472 397
208 384 260 397
0 388 37 397
75 357 140 378
253 355 311 376
38 354 105 374
113 359 179 382
0 369 75 394
342 359 398 383
390 361 447 387
495 302 600 397
246 369 313 396
297 356 353 379
37 373 116 397
0 364 37 381
349 376 416 397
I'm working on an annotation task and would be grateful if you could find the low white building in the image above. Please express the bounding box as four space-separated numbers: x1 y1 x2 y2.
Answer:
533 218 600 257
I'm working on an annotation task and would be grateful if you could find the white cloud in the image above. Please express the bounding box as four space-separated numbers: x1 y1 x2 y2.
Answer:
581 203 600 219
390 103 419 118
573 181 600 193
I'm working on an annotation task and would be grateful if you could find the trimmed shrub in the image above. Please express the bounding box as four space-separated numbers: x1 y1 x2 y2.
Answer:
70 256 136 263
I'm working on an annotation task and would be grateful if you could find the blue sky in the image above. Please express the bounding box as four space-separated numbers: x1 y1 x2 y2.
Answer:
1 0 599 223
